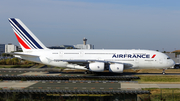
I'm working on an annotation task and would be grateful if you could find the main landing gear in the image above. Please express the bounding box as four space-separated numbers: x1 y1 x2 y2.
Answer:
162 69 166 75
84 71 93 74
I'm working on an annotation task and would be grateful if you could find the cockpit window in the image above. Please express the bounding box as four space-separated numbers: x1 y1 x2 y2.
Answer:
167 56 171 59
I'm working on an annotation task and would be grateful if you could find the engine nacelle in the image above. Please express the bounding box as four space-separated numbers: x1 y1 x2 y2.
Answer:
89 62 104 72
109 63 124 73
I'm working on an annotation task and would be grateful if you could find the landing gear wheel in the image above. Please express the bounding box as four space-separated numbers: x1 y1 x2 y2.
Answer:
162 69 166 75
84 71 88 74
84 71 93 74
84 71 92 74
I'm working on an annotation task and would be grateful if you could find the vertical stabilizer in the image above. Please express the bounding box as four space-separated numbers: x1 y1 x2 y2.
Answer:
8 18 48 51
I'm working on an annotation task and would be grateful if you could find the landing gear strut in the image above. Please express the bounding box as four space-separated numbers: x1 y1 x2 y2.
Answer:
84 71 93 74
162 69 166 75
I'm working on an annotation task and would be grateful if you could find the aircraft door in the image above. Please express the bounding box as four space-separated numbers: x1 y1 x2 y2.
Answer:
159 59 163 64
135 58 139 63
80 51 84 57
59 51 63 57
134 58 139 68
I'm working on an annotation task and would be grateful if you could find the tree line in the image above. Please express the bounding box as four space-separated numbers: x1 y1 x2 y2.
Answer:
0 58 35 65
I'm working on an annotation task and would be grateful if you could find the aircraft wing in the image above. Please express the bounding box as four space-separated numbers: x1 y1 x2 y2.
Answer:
58 59 132 68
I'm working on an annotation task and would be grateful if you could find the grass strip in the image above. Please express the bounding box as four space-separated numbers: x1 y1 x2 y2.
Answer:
139 88 180 101
0 64 34 68
135 75 180 83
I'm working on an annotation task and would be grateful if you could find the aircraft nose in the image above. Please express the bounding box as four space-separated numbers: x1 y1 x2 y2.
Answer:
170 59 175 67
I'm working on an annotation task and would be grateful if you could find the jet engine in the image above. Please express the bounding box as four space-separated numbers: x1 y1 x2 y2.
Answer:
109 63 124 73
89 62 104 72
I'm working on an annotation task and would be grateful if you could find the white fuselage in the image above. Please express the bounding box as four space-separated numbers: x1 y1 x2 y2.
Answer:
20 49 175 70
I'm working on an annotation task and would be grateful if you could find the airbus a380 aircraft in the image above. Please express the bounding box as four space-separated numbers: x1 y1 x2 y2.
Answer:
8 18 175 74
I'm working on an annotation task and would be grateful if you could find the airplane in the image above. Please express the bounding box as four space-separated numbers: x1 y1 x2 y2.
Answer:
8 18 175 74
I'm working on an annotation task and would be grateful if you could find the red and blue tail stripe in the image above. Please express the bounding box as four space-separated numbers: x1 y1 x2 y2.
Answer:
8 18 46 50
9 20 35 49
14 32 31 49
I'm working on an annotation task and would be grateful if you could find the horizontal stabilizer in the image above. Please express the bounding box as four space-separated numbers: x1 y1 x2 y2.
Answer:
9 52 39 57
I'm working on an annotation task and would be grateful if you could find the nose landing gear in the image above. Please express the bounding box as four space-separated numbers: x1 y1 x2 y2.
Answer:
162 69 166 75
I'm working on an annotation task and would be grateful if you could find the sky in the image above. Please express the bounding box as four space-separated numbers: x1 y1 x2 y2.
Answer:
1 0 180 52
